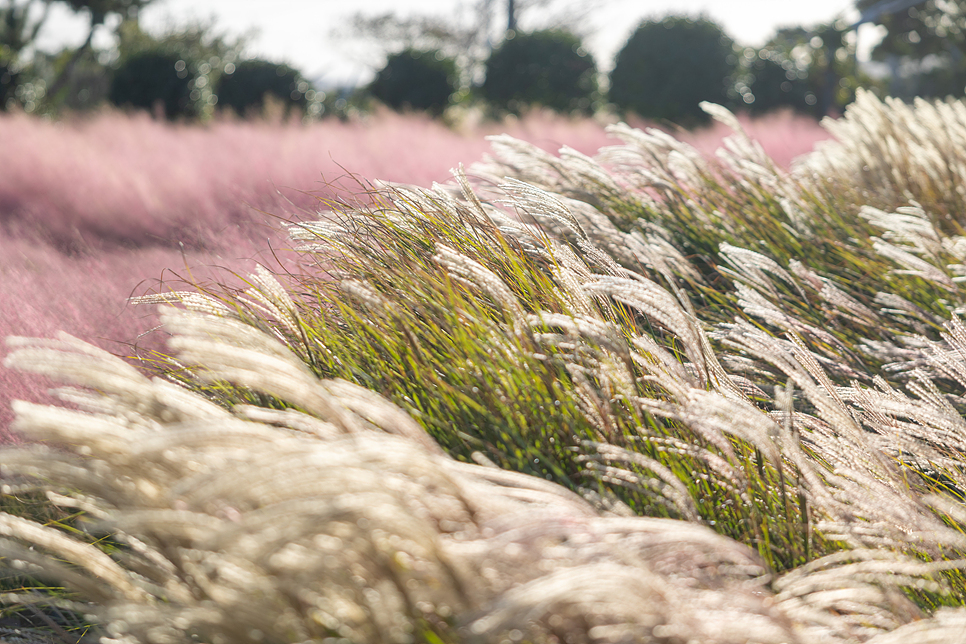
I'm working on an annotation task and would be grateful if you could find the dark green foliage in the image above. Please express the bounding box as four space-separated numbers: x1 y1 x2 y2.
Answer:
368 48 457 115
107 20 246 120
481 29 597 114
215 59 308 118
855 0 964 60
742 25 867 118
0 0 155 115
61 0 153 25
0 0 40 109
746 52 812 115
109 50 196 119
855 0 966 99
43 46 111 111
916 63 966 99
609 15 736 125
0 1 39 57
0 61 17 109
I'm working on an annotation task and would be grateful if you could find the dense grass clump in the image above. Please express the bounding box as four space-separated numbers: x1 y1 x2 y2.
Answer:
7 91 966 641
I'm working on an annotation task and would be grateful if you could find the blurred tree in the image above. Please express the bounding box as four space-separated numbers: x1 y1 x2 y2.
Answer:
368 48 457 115
743 49 813 115
109 19 246 119
855 0 954 58
44 44 109 109
346 0 599 88
115 17 245 65
108 49 195 118
1 0 53 109
2 1 251 115
215 59 310 118
741 24 865 117
1 0 51 62
43 0 154 104
0 62 17 107
854 0 966 97
609 15 737 126
481 29 597 114
1 0 157 110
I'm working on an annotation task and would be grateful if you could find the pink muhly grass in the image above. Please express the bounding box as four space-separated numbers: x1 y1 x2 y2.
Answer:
0 235 282 438
0 109 827 252
0 108 831 441
625 108 832 169
0 109 615 252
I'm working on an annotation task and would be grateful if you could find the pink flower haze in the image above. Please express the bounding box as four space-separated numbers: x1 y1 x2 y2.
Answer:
0 108 831 439
678 109 833 169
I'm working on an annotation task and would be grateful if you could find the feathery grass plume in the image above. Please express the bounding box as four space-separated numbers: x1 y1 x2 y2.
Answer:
134 97 966 589
800 89 966 223
10 92 966 639
864 607 966 644
6 304 966 642
238 178 825 571
1 310 827 644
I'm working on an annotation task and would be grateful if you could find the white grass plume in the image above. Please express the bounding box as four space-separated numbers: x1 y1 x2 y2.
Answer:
3 309 810 644
10 92 966 642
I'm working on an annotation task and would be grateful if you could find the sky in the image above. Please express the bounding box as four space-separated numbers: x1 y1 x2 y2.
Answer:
35 0 883 88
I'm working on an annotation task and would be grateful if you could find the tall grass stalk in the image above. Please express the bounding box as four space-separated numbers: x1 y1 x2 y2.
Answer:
4 93 966 641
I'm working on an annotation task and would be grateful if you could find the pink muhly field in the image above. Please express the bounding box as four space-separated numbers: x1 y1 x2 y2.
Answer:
0 107 830 438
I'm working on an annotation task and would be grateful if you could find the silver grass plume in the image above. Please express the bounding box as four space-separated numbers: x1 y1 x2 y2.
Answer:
796 89 966 217
4 307 813 644
10 92 966 642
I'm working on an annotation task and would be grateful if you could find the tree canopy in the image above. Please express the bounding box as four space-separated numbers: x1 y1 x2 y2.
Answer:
0 0 157 110
215 59 309 118
62 0 151 25
855 0 966 97
609 15 737 125
368 48 458 115
481 29 597 114
346 0 597 85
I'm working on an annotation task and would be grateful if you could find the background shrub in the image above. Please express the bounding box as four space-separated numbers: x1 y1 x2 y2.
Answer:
215 59 308 118
609 15 736 125
481 29 597 115
737 25 868 118
109 50 197 119
368 48 457 115
746 52 812 115
0 62 17 110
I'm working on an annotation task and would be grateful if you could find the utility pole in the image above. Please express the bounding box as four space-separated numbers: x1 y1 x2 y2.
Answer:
507 0 516 33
